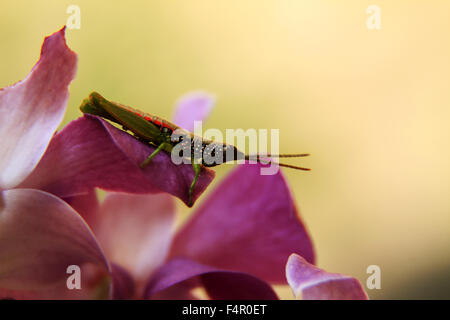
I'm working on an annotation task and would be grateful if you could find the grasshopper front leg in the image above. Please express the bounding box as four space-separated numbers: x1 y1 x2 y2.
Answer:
188 162 202 207
140 142 167 168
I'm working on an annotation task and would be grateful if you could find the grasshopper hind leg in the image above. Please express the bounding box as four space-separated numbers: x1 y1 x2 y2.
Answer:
188 162 202 207
140 143 201 207
140 143 167 168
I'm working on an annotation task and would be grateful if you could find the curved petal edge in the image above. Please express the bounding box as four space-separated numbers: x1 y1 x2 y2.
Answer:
0 189 109 293
144 258 278 300
286 253 368 300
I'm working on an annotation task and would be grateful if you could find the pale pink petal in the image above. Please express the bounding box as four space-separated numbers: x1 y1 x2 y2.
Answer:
0 27 77 189
172 92 215 132
170 163 315 284
144 258 278 300
93 192 176 284
286 253 368 300
0 188 109 292
19 115 215 207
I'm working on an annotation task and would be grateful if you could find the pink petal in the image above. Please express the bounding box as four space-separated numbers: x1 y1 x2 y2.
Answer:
172 92 215 132
0 27 77 189
286 254 368 300
169 163 315 284
19 115 215 207
93 192 176 284
0 188 109 293
144 258 278 300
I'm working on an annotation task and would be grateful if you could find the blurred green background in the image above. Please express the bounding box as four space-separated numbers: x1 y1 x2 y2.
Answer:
1 0 449 299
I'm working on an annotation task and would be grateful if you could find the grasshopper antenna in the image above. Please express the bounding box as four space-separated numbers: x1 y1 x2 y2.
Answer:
244 154 311 171
274 162 311 171
247 153 310 158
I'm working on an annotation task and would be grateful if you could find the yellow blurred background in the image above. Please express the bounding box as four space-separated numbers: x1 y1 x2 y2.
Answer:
1 0 449 299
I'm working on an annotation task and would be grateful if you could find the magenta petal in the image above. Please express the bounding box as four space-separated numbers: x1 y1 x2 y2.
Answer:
0 27 77 189
0 188 109 292
172 92 215 132
0 288 38 300
170 163 314 284
63 189 99 227
94 192 176 283
286 254 368 300
201 272 278 300
144 258 278 300
19 115 215 206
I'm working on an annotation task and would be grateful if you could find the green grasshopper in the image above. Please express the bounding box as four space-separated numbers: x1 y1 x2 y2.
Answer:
80 92 310 206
